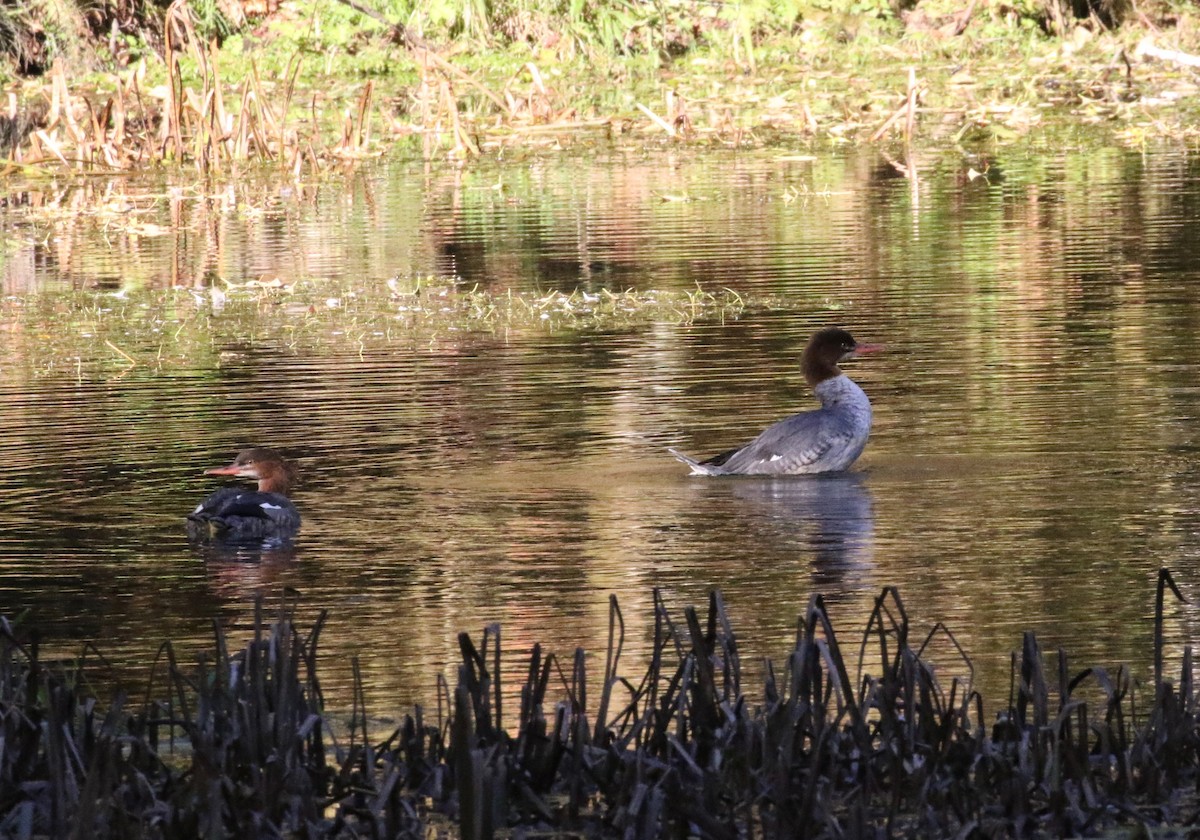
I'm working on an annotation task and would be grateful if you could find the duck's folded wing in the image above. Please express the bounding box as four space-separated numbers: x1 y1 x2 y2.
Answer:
189 488 243 520
190 490 297 524
254 494 301 529
713 411 847 475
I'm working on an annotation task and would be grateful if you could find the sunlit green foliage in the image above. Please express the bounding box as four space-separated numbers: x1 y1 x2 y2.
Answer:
4 0 1200 164
218 3 404 81
0 0 1178 84
188 0 240 41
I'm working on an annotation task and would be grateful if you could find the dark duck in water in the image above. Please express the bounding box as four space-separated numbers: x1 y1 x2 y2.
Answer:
187 448 300 543
670 328 882 476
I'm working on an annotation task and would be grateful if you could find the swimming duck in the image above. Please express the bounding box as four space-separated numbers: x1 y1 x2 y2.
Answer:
187 448 300 541
670 327 881 476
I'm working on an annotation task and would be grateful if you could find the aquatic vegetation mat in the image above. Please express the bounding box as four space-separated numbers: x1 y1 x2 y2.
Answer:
0 570 1196 837
0 282 748 375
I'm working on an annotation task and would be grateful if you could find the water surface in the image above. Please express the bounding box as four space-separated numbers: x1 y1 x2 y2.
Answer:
2 146 1200 713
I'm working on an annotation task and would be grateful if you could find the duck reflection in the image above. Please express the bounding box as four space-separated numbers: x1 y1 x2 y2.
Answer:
189 536 298 565
717 472 875 588
196 538 300 598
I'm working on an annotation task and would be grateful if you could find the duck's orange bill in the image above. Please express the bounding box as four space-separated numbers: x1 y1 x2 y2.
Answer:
853 343 885 354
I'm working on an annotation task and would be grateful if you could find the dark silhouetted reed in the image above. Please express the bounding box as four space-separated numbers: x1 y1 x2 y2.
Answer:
1 570 1196 837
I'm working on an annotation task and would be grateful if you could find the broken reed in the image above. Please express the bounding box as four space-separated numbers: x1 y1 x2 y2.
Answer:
0 570 1195 838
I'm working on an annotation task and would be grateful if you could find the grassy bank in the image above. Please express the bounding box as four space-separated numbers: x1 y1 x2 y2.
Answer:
2 0 1200 175
0 571 1195 837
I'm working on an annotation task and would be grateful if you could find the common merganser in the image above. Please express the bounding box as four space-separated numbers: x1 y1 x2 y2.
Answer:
670 327 882 476
187 448 301 542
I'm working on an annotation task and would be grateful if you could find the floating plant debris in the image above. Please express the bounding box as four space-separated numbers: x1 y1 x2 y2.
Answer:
0 282 748 376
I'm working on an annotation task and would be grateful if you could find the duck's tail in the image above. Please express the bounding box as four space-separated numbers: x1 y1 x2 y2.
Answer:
668 447 726 477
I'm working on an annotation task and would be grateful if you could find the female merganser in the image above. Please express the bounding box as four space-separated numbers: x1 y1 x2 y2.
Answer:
670 327 881 476
187 448 300 541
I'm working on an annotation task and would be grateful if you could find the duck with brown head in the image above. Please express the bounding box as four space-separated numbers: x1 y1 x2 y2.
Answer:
670 327 883 476
187 448 301 543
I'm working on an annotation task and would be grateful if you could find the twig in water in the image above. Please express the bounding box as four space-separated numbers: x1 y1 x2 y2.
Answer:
869 77 926 143
636 103 676 137
105 340 138 367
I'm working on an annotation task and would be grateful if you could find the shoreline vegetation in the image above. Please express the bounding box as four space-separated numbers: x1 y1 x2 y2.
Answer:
0 571 1196 837
3 0 1200 176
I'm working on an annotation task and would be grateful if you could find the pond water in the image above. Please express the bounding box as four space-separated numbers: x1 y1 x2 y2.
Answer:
2 145 1200 717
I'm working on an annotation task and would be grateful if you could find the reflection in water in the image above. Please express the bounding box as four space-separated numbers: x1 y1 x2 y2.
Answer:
204 553 302 600
728 474 875 590
2 148 1200 713
189 537 300 565
666 473 876 601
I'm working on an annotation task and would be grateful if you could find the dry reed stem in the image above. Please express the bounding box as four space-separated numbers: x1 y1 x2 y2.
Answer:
5 0 595 172
7 3 405 174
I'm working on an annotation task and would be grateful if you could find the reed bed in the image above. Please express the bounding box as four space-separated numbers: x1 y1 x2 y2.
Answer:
9 0 1193 176
1 570 1196 838
7 13 379 176
4 0 513 174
